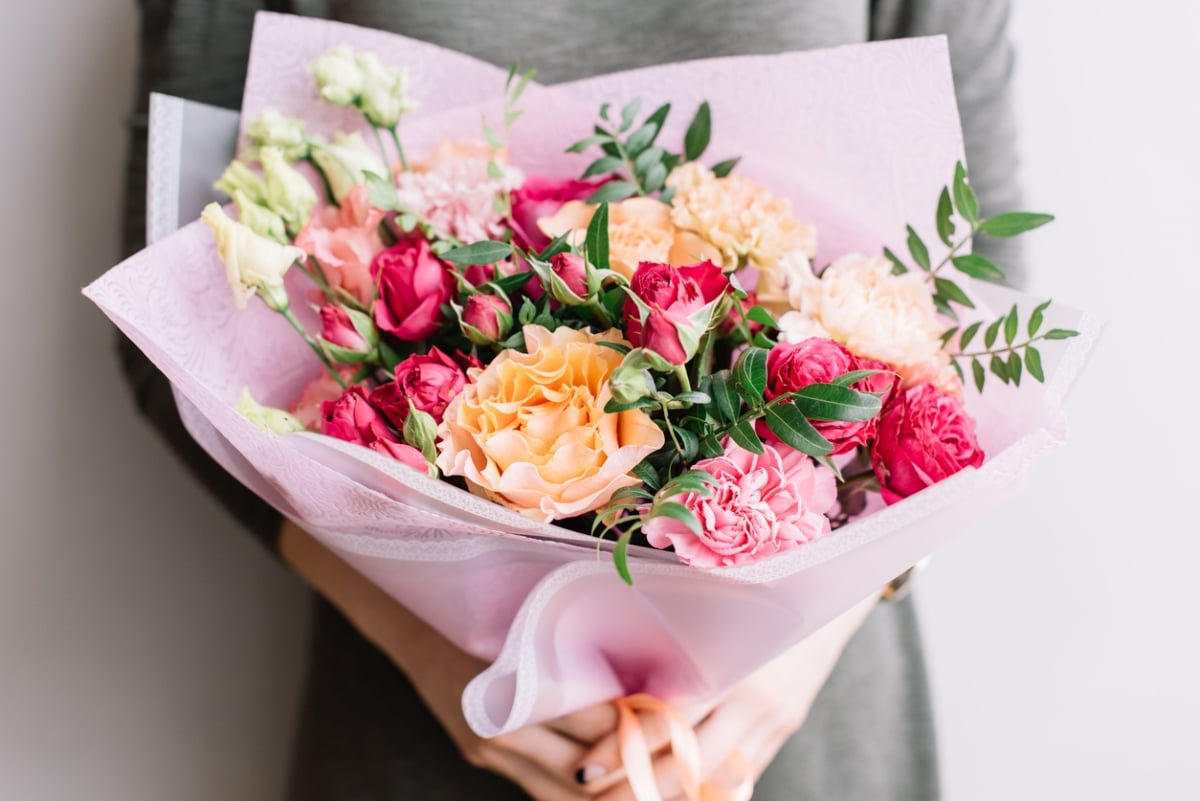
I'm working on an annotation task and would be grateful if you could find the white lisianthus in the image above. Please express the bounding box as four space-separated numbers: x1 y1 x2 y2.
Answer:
201 203 304 310
236 387 304 435
244 109 309 162
232 189 288 244
310 131 386 202
260 147 318 235
357 52 417 128
310 44 364 106
214 160 267 205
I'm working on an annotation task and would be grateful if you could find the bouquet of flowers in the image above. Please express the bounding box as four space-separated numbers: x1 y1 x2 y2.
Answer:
87 12 1097 787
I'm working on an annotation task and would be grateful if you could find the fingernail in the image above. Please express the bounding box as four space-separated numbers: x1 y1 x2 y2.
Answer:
575 764 606 784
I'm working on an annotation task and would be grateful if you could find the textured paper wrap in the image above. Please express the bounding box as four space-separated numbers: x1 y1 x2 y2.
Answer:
85 13 1100 737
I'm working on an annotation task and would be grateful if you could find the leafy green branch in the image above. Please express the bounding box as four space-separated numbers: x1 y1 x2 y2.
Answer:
944 300 1079 391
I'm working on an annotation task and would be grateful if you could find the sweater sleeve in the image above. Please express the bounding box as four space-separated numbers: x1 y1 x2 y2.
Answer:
117 0 286 553
871 0 1026 286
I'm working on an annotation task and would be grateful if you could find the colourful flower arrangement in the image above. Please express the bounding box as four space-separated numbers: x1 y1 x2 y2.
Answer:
208 47 1077 581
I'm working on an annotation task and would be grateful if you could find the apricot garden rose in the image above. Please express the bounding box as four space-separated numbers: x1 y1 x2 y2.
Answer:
436 325 664 521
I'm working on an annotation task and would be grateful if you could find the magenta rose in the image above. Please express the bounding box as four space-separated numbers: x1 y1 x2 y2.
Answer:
644 438 837 567
371 237 454 341
370 347 467 427
462 294 512 342
623 261 729 364
319 304 370 353
510 176 600 252
320 386 428 471
550 252 589 298
871 382 985 505
762 338 896 454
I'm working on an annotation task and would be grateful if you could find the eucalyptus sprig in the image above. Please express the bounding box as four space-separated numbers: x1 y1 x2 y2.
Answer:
566 99 729 204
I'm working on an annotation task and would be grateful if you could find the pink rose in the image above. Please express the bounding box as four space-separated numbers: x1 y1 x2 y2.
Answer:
510 176 600 252
370 347 467 427
294 185 386 305
320 386 428 471
291 367 358 431
461 294 512 342
623 261 729 365
371 237 455 341
550 252 589 298
871 383 985 505
319 305 369 353
762 338 896 454
644 439 837 568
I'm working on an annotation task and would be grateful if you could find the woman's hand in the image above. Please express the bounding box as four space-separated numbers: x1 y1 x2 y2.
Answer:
279 520 621 801
573 596 878 801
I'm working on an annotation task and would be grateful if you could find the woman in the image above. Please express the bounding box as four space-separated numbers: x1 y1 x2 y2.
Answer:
119 1 1022 798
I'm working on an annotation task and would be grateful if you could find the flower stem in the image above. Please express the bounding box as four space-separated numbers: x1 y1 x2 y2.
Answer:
956 333 1048 360
389 126 410 172
369 124 390 168
280 307 348 390
674 365 692 394
929 223 980 277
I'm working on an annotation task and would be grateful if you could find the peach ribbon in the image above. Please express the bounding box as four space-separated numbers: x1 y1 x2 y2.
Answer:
614 694 754 801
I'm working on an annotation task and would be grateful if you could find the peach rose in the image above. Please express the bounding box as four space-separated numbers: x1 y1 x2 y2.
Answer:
436 325 664 522
294 185 385 305
777 253 946 387
538 197 719 280
666 162 817 271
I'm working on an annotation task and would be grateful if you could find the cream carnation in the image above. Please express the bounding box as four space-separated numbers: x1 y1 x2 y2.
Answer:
778 253 946 385
666 162 817 270
436 325 664 521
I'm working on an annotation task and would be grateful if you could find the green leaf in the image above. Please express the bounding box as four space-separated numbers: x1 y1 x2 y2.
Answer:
674 391 712 405
951 359 965 383
626 122 658 155
934 277 976 309
934 296 958 321
595 339 632 355
935 187 955 246
979 212 1055 237
712 157 741 178
789 383 882 422
698 431 723 458
745 305 778 329
633 146 665 175
764 404 834 457
710 371 738 424
726 419 764 454
1028 299 1052 337
613 530 634 586
1008 350 1023 386
984 318 1002 349
959 321 983 350
952 254 1006 282
604 397 659 413
952 161 979 224
442 240 513 265
684 101 712 161
883 246 908 275
487 270 535 295
645 103 671 135
990 354 1010 384
830 369 885 387
674 426 699 461
1025 346 1045 383
1004 304 1019 346
619 97 642 132
566 133 612 154
587 181 638 204
906 225 931 271
482 123 504 150
582 155 623 178
733 347 768 402
971 357 986 392
1044 328 1080 340
940 326 959 348
661 468 714 495
650 501 702 536
631 460 660 490
643 162 668 193
586 202 610 273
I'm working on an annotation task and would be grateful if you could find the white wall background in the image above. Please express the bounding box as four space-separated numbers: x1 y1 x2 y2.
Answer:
1 1 1195 799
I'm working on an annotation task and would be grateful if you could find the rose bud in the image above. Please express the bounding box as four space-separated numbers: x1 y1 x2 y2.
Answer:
372 237 455 341
320 386 430 473
459 294 513 345
547 252 591 304
871 382 984 505
370 347 467 427
319 305 376 362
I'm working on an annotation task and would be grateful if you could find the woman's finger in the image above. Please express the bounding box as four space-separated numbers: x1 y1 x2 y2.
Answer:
575 699 715 792
547 699 620 744
482 745 595 801
491 725 591 783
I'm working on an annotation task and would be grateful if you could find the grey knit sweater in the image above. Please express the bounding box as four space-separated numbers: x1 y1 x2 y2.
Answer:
118 1 1022 798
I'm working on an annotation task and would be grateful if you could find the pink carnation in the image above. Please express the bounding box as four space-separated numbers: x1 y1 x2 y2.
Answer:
644 439 837 568
294 185 386 305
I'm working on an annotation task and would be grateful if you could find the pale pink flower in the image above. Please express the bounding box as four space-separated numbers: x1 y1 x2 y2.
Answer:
395 139 524 243
645 439 837 568
294 185 386 305
291 367 358 431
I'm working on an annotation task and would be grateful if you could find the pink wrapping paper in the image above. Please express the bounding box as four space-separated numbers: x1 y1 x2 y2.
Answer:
85 13 1099 737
